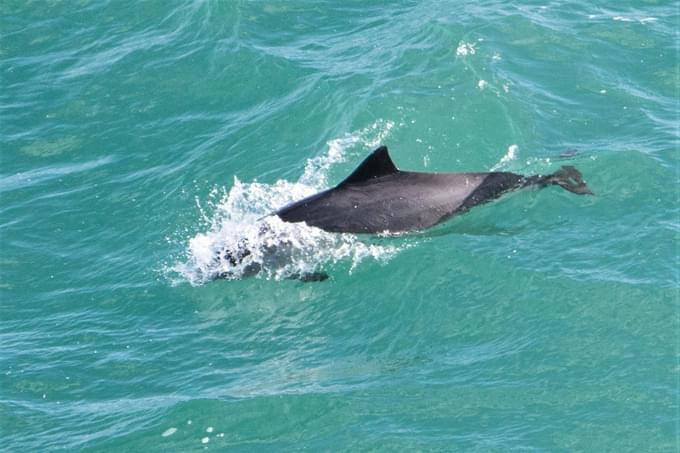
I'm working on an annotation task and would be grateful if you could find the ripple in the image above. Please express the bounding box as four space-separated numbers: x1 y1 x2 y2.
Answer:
0 156 114 193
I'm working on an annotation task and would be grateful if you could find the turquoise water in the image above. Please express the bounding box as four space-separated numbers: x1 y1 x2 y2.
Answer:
2 1 678 450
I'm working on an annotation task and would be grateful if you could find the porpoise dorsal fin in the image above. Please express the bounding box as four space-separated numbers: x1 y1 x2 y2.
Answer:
339 146 399 186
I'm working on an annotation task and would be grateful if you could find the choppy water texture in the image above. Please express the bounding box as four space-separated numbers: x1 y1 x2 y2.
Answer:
1 1 678 451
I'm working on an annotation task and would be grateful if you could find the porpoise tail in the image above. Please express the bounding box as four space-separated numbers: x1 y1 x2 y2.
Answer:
547 165 593 195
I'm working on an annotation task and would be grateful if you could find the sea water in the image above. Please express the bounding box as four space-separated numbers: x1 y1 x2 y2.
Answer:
1 1 677 451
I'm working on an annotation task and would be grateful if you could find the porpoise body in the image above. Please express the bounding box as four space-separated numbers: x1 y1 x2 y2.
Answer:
275 146 592 234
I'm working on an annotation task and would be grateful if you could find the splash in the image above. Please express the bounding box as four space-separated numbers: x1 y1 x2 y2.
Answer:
490 144 519 171
170 120 402 285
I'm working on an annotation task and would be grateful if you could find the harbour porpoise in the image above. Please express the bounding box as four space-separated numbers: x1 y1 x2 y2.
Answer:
215 145 592 281
275 145 592 234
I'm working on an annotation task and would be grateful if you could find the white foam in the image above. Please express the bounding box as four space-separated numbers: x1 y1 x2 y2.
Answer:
477 80 488 90
170 121 403 285
612 15 657 24
161 427 177 437
491 145 518 171
502 144 518 163
589 13 657 25
456 41 476 56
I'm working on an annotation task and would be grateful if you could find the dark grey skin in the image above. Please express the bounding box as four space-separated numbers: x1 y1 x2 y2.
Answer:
217 145 592 281
276 145 592 234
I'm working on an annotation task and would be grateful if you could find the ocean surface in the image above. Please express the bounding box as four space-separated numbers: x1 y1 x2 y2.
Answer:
1 1 678 451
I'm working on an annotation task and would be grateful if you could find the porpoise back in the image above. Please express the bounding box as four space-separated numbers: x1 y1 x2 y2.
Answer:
275 146 533 233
